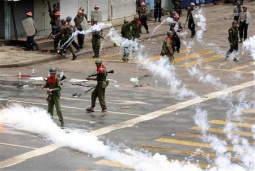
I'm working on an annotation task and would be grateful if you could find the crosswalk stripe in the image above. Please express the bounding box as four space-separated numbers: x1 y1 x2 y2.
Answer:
242 109 255 114
208 120 254 128
179 54 223 68
175 50 213 62
95 159 132 169
190 126 254 137
240 116 255 121
228 64 250 71
155 138 233 151
202 67 253 74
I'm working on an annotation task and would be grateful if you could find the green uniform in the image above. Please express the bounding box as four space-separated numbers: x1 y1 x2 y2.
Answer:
92 27 102 57
74 16 84 30
91 65 107 110
161 36 174 63
43 77 64 122
131 19 142 39
225 26 239 61
50 18 61 35
59 24 74 54
121 22 133 40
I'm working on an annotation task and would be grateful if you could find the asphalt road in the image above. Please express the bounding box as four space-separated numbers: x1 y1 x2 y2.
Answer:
1 3 255 171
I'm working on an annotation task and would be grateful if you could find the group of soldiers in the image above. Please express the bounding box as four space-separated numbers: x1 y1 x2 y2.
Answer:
225 1 251 62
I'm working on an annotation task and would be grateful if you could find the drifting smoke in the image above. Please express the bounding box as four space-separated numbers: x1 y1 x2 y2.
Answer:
148 17 173 40
243 35 255 60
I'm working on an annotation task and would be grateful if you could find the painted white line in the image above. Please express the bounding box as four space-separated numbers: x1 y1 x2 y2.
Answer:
0 144 63 169
90 80 255 136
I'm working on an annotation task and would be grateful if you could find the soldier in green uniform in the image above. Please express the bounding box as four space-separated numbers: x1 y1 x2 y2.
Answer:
91 19 102 58
41 67 64 127
224 20 239 62
121 19 133 61
132 15 142 39
50 11 61 52
161 31 174 63
53 19 77 60
86 59 108 114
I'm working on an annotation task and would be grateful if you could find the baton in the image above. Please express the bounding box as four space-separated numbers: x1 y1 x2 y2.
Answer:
85 86 96 94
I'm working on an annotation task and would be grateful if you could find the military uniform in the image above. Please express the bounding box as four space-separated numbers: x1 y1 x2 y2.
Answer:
173 0 182 16
121 21 133 61
161 33 174 63
131 19 142 39
137 6 149 33
74 14 85 48
66 17 80 52
224 22 239 61
42 69 64 127
91 23 102 58
86 60 108 113
154 0 162 22
50 17 61 52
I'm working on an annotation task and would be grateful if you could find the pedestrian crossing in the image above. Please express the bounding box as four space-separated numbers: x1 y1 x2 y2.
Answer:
89 109 255 170
80 49 254 74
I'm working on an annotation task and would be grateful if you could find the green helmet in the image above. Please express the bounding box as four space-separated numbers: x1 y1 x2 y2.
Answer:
95 59 102 64
232 20 238 25
49 67 57 74
61 18 66 24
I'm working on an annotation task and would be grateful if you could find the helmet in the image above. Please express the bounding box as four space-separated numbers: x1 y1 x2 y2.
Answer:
134 15 139 19
232 20 238 24
49 67 57 74
26 12 32 17
190 2 195 6
94 5 99 9
124 19 128 23
95 59 102 64
141 2 145 6
61 18 66 24
167 31 173 35
66 16 72 22
53 3 58 7
236 1 241 5
78 9 83 14
54 11 61 16
174 13 179 18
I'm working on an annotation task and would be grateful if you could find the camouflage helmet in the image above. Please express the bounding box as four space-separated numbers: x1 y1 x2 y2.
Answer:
60 18 66 24
49 67 57 74
95 59 102 64
66 16 72 22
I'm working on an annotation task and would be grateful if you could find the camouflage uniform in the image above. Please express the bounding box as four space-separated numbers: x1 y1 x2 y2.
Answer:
121 21 133 61
131 19 142 39
91 23 102 58
74 15 85 48
50 17 61 51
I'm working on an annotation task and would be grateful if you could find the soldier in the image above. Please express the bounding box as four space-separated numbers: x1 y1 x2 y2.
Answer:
132 15 142 39
41 67 64 128
25 12 38 51
170 13 182 53
66 16 80 53
74 9 86 49
53 19 77 60
154 0 162 22
50 11 61 52
49 3 59 21
161 31 174 63
137 2 149 34
86 59 108 113
238 6 251 42
233 1 243 22
186 2 196 38
224 20 239 62
121 19 133 61
91 19 103 58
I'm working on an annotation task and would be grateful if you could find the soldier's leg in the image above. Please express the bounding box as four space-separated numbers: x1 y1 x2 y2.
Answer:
224 45 234 60
78 34 85 48
239 23 244 42
47 99 54 119
143 17 149 33
68 45 77 60
53 37 60 52
175 36 181 52
158 8 162 21
72 41 80 52
92 40 97 56
53 96 64 122
243 23 248 40
154 9 158 22
233 43 239 61
95 41 101 57
91 85 99 108
98 82 107 110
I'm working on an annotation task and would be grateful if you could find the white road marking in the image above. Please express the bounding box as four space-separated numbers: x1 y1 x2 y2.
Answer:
0 80 254 168
0 143 37 150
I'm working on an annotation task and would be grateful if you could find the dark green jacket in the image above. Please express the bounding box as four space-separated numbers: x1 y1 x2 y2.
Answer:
43 77 62 97
121 22 133 40
228 27 238 44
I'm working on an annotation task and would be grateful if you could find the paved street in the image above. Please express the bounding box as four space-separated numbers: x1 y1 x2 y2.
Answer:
0 2 255 171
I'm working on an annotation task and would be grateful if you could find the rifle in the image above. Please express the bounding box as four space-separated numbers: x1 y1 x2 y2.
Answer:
88 70 114 77
84 86 96 94
99 35 108 42
47 1 53 19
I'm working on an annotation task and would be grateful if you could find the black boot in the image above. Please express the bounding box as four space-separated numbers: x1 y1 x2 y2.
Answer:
72 54 77 60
